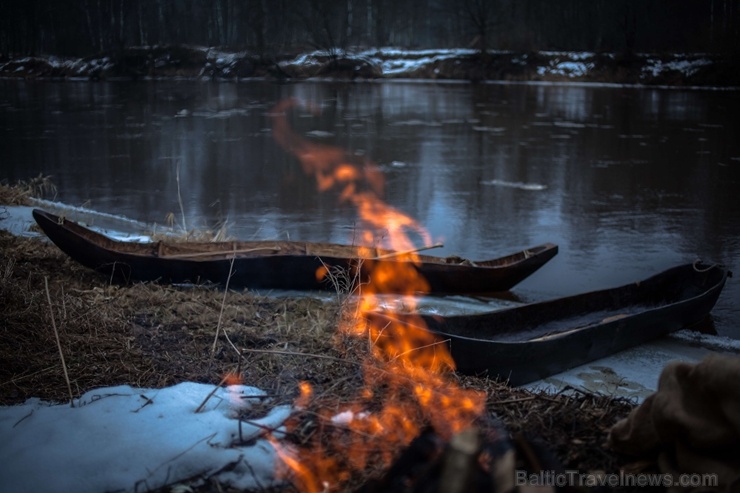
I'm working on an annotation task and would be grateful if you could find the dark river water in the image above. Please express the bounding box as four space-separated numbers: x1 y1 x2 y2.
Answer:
2 79 739 338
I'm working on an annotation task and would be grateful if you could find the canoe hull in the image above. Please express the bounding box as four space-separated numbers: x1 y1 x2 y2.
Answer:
369 263 730 385
32 209 557 293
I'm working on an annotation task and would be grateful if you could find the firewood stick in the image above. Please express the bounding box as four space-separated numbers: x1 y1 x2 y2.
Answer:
437 427 482 493
160 246 281 259
372 242 444 260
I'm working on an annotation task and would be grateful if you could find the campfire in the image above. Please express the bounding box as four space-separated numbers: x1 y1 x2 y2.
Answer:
269 99 488 491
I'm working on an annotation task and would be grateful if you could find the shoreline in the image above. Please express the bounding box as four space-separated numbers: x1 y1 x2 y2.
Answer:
2 45 739 88
4 198 740 405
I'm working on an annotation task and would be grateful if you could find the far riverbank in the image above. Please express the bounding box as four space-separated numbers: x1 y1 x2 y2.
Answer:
2 46 739 87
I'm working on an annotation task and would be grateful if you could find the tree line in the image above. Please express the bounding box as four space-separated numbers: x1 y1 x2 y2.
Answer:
1 0 738 58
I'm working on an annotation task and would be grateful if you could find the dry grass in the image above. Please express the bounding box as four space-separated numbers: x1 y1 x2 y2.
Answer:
156 212 234 242
0 174 56 205
0 231 351 408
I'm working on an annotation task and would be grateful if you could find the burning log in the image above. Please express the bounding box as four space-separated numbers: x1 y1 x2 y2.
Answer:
437 427 484 493
357 418 571 493
356 422 496 493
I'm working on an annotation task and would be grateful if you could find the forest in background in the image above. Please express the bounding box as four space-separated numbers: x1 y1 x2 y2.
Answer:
2 0 739 59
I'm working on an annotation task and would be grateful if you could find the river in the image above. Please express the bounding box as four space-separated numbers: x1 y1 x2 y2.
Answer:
1 79 738 338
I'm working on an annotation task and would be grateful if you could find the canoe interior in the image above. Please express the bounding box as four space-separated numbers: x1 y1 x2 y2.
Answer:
364 262 729 385
391 262 729 343
31 208 560 293
34 209 556 268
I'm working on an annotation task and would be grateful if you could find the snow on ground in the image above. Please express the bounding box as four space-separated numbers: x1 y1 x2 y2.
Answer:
1 202 154 241
0 382 291 493
275 48 719 83
279 48 603 79
536 52 596 78
537 60 594 78
47 55 115 75
282 47 582 78
642 56 713 78
360 48 478 76
540 51 596 60
527 331 740 403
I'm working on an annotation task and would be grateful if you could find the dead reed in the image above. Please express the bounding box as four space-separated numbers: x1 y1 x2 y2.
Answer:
0 174 56 205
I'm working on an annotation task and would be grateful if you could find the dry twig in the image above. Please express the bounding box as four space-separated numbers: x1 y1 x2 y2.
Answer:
208 257 236 372
44 276 74 407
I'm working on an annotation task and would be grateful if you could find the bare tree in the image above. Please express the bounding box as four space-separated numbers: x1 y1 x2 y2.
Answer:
297 0 349 55
1 0 737 58
463 0 495 54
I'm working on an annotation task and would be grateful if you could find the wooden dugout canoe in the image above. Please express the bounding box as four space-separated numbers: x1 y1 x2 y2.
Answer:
366 262 730 384
32 209 558 293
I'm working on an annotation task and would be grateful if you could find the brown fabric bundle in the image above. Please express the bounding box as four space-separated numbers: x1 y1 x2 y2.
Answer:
608 354 740 492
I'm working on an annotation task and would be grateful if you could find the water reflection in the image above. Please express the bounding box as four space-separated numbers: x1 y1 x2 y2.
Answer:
1 80 738 337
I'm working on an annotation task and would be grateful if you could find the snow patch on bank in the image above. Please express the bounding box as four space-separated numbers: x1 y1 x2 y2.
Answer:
1 202 154 241
642 56 713 78
0 46 731 87
537 52 596 78
0 382 290 493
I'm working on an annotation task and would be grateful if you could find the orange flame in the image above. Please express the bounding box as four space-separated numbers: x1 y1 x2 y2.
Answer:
223 372 242 386
270 98 485 490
